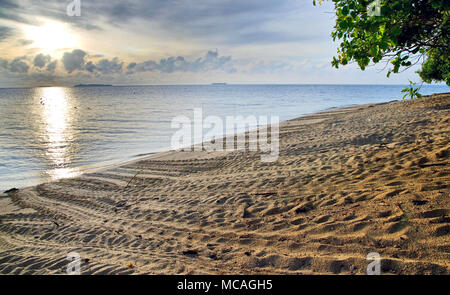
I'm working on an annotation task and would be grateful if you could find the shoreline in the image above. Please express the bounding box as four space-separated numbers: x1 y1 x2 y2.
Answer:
0 93 449 274
1 100 390 193
73 100 393 181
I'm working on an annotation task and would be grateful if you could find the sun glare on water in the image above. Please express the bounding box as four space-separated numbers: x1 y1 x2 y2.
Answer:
25 21 79 53
39 87 81 180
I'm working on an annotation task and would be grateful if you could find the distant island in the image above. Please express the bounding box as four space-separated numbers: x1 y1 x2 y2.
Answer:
211 83 227 86
74 84 113 87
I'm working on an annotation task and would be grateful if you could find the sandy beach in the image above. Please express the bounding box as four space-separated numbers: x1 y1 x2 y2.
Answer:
0 93 448 275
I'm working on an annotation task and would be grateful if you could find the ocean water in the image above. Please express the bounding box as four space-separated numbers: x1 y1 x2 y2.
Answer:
0 84 448 191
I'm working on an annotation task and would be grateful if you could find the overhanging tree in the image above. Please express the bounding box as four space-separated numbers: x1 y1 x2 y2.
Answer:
314 0 449 86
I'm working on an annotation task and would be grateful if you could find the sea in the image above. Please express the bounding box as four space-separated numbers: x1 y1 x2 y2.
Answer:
0 84 448 191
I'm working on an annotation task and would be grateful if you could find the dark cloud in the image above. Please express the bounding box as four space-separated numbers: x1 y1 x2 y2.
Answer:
9 57 29 73
0 0 18 9
46 60 57 72
0 0 100 30
128 50 234 74
94 0 290 24
0 0 36 25
126 62 137 71
90 0 304 44
95 58 124 74
0 26 14 41
33 53 51 68
62 49 86 73
84 58 123 75
85 61 96 73
60 50 123 75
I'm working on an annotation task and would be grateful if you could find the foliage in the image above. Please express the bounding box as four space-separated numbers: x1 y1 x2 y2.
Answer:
401 80 423 99
418 47 450 84
314 0 450 85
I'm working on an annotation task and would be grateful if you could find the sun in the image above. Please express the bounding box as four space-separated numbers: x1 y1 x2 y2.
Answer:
24 21 79 53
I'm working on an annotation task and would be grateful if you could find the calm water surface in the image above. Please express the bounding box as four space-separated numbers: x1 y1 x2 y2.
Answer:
0 84 448 191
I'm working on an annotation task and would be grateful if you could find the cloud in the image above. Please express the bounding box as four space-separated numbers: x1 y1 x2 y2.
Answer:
0 58 8 70
0 0 100 30
85 61 96 73
0 0 36 25
59 49 124 75
31 53 56 72
46 60 57 72
58 49 233 76
33 53 51 68
126 62 137 71
94 57 124 74
61 51 124 75
84 58 124 75
62 49 87 73
88 0 328 45
9 57 29 73
17 39 33 46
0 49 237 87
128 50 235 74
0 0 326 45
0 26 14 41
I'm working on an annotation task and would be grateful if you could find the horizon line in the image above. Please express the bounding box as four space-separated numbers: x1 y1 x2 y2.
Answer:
0 83 448 89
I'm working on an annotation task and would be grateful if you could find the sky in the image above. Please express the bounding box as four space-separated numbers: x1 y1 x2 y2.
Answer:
0 0 432 87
